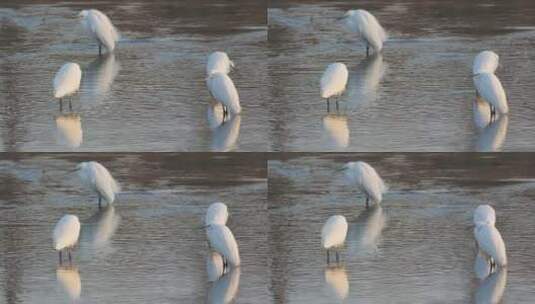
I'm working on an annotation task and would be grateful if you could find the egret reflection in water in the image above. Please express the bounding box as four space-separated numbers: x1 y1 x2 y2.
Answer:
473 99 508 152
347 53 385 110
55 113 83 149
80 53 120 105
80 205 121 257
324 266 349 301
475 267 507 304
56 266 81 300
347 205 386 256
322 114 349 149
207 267 240 304
207 104 241 152
206 252 226 282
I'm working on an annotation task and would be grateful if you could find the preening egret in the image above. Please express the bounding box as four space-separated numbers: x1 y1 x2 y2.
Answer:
474 224 507 269
207 252 225 282
76 161 121 208
206 202 229 226
322 114 349 149
343 9 387 56
475 267 507 304
321 215 348 263
79 9 120 55
473 51 499 75
207 52 234 75
53 214 81 264
473 72 508 119
206 72 241 118
55 113 83 149
324 266 349 300
56 266 81 300
343 161 387 207
320 63 348 111
53 63 82 111
473 205 496 227
206 224 240 269
207 268 241 304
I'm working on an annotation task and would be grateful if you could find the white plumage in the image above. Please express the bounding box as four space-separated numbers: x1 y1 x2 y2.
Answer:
474 224 507 267
475 268 507 304
473 73 508 115
344 161 387 206
207 52 234 76
53 215 81 251
473 205 496 227
77 161 121 207
343 9 387 55
324 266 349 300
207 268 241 304
207 72 241 115
320 63 349 99
322 114 349 149
473 51 499 75
207 224 240 267
55 114 83 149
79 9 120 54
206 202 229 226
206 252 225 282
56 266 81 300
475 115 508 152
53 63 82 99
321 215 348 249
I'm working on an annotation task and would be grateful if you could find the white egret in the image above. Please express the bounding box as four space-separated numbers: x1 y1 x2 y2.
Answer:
474 252 492 280
207 51 234 76
321 215 348 263
321 63 349 111
55 113 83 149
56 266 81 300
475 268 507 304
324 266 349 301
473 51 499 75
206 72 241 118
473 72 508 119
473 205 496 227
53 214 81 264
79 9 120 55
343 161 387 207
474 224 507 269
343 9 387 56
53 63 82 111
205 202 229 226
206 224 240 269
76 161 121 208
322 114 349 149
207 268 241 304
207 252 225 282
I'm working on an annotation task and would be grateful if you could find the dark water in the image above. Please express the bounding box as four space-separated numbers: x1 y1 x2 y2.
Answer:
267 0 535 151
0 153 270 303
268 153 535 303
0 1 267 152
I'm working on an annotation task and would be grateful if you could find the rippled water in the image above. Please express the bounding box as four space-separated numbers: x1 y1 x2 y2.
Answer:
268 153 535 303
0 0 267 152
0 154 270 303
268 0 535 151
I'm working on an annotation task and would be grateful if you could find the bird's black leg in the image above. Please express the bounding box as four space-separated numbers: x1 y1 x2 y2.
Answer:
336 99 339 112
99 44 102 56
336 251 340 264
490 106 496 121
60 99 63 112
68 249 72 264
366 197 369 208
223 258 228 271
327 250 330 264
98 195 102 209
59 251 63 265
223 106 228 119
69 99 72 111
326 98 330 112
366 44 370 57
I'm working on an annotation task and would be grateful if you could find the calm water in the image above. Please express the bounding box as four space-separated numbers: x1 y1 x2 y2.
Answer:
268 0 535 151
0 154 270 303
268 153 535 303
0 0 268 152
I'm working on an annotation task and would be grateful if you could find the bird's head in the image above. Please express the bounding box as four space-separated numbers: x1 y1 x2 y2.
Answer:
74 162 87 172
78 10 89 18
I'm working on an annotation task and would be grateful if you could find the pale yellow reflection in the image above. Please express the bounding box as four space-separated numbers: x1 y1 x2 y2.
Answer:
324 266 349 301
56 265 81 300
55 113 82 149
322 114 349 149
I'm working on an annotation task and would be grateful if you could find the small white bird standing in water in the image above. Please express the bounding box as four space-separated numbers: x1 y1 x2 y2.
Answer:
207 72 241 118
343 161 387 207
76 161 121 208
472 51 508 120
53 214 81 264
79 9 120 55
473 206 507 270
473 51 499 75
321 63 348 111
206 224 240 270
321 215 348 263
206 52 234 76
53 63 82 111
206 202 229 226
342 9 387 56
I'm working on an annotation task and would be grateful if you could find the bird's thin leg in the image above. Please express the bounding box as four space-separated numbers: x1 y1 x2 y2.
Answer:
68 249 72 264
59 99 63 112
59 251 63 265
327 250 330 264
366 196 369 208
69 99 72 112
99 44 102 56
336 99 339 112
366 44 370 57
336 251 340 264
490 106 496 121
223 257 228 271
326 99 330 112
98 195 102 209
223 106 228 118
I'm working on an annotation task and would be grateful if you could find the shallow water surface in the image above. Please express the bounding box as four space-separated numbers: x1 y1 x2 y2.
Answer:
0 153 270 303
268 0 535 151
0 0 268 152
268 153 535 303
